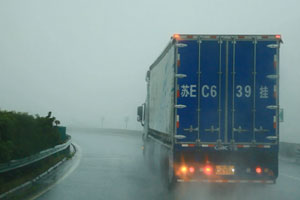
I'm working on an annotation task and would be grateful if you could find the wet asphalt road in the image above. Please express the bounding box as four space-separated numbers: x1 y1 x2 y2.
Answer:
36 130 300 200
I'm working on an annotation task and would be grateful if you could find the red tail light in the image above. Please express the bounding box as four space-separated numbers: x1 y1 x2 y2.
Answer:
189 166 195 173
204 165 213 175
256 167 262 174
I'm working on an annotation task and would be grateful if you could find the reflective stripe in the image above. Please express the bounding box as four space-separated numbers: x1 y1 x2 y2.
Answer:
253 180 262 183
237 144 250 148
177 53 180 67
273 116 277 129
181 144 195 147
257 145 271 148
274 55 277 69
181 35 196 39
201 144 215 147
265 180 274 183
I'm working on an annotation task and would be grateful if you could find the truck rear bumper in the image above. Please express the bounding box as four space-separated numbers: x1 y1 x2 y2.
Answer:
177 179 275 184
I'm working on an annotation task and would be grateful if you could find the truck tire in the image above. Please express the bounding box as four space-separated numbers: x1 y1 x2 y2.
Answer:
143 140 156 172
161 154 176 190
167 158 176 190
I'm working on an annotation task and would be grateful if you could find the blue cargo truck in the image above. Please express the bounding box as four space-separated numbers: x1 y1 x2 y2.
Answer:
137 34 282 187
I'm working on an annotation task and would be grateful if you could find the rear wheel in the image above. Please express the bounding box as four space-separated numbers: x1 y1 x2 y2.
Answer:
165 155 176 190
167 165 176 190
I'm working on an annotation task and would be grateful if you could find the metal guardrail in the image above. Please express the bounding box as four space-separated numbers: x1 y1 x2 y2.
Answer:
0 136 71 173
279 142 300 162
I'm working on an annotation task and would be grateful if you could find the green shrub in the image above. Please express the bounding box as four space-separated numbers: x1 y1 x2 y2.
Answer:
0 110 63 163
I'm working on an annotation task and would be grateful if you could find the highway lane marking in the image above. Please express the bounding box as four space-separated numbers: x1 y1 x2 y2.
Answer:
29 143 82 200
280 173 300 182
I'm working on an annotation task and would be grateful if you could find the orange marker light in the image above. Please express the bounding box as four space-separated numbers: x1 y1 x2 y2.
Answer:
275 35 281 39
180 166 187 173
204 165 213 175
173 34 181 40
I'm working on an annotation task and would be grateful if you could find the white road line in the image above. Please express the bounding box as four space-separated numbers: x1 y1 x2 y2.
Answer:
280 173 300 182
30 143 82 200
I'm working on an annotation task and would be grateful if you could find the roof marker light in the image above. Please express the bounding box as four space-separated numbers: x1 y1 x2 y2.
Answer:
173 34 181 40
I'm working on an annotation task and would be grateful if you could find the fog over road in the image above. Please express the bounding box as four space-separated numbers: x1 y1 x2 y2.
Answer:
36 130 300 200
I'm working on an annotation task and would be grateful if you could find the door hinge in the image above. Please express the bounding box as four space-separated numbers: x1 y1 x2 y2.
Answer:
267 44 279 48
175 104 186 109
175 74 187 78
267 105 278 110
266 136 278 140
176 43 188 48
174 135 186 139
267 75 278 79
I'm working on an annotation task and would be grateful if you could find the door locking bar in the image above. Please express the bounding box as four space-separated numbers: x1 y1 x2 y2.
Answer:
204 125 220 133
183 125 198 133
233 126 248 133
254 126 269 133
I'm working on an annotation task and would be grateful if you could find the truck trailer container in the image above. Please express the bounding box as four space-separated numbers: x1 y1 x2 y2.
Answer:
137 34 282 187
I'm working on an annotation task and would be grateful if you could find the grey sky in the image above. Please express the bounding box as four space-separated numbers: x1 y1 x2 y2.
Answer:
0 0 299 142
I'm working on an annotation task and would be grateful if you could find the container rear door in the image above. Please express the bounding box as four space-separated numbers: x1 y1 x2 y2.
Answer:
199 40 226 143
175 37 279 145
230 40 279 144
175 39 227 144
